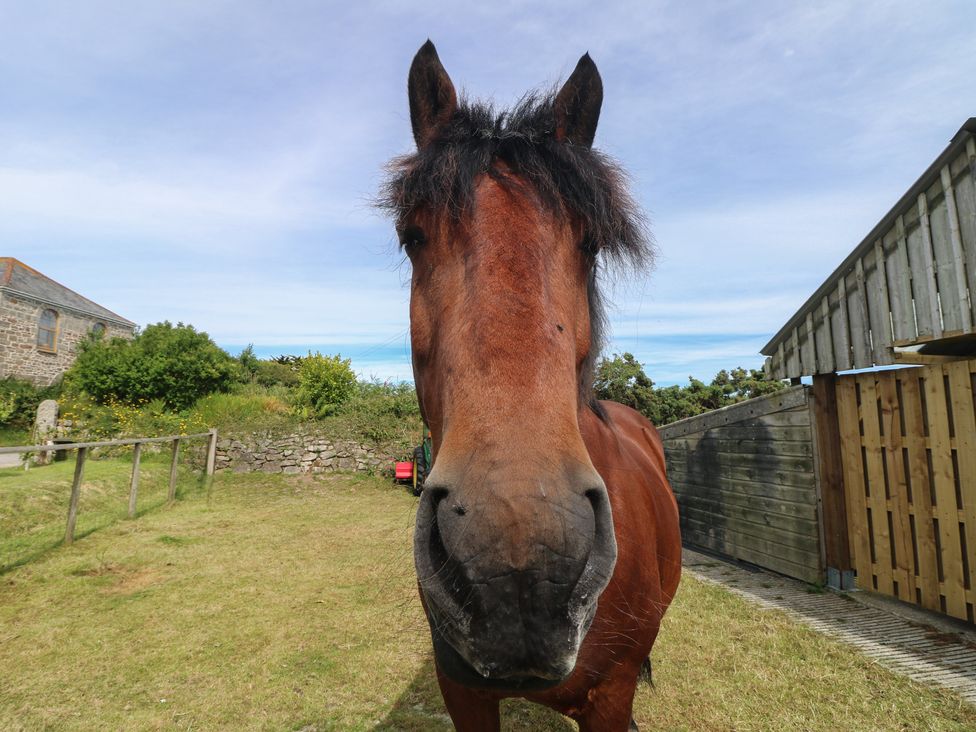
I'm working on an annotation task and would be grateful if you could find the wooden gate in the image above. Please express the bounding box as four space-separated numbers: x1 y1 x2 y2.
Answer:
834 359 976 622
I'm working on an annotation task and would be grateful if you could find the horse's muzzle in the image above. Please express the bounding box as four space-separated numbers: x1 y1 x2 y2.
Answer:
413 471 617 689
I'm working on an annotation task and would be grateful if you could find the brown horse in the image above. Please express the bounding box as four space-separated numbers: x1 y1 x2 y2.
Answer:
381 41 682 732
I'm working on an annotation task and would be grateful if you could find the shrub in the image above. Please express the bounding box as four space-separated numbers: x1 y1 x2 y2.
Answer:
295 353 357 417
332 381 421 443
66 322 238 410
0 377 60 429
236 345 260 383
253 360 301 388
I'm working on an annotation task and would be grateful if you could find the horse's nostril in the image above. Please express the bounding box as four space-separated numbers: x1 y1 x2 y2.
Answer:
426 485 449 505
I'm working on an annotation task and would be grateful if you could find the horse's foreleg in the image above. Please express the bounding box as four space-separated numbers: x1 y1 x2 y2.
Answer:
435 671 500 732
574 675 640 732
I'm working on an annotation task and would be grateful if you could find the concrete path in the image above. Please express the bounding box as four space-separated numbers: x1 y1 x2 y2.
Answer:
0 453 23 469
683 548 976 705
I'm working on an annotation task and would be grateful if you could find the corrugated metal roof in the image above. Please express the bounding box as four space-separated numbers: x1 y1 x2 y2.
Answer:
0 258 136 327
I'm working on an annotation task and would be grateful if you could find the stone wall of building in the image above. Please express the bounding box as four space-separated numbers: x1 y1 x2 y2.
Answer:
0 292 134 386
214 431 402 475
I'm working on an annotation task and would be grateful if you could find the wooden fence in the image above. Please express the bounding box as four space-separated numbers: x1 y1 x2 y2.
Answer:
833 360 976 623
0 430 218 544
659 387 824 584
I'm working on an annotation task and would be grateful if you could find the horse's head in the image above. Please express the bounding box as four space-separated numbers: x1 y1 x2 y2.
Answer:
383 41 650 690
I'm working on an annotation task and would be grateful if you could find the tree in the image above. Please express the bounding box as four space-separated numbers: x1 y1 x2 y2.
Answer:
295 352 357 417
66 322 238 410
593 353 656 415
592 353 787 425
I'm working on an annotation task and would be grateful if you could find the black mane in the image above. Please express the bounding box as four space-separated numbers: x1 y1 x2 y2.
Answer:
379 92 653 410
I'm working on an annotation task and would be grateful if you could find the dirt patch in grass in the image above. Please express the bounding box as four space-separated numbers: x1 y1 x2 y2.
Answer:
0 471 973 731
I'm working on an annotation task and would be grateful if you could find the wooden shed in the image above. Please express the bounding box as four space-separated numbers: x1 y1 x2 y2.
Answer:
758 119 976 623
762 118 976 378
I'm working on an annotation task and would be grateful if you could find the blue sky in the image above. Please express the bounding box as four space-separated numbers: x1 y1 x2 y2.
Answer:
3 1 974 385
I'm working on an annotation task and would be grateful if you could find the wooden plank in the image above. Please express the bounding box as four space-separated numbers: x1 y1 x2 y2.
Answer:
929 192 965 333
812 375 852 573
667 424 814 443
858 374 895 596
923 366 968 619
127 442 142 519
817 296 835 373
666 469 818 505
670 487 819 521
803 313 817 376
206 429 218 476
680 515 822 571
64 447 88 545
899 372 941 611
665 448 813 474
835 377 873 586
833 282 853 371
678 503 820 546
665 436 813 458
877 373 916 601
958 140 976 326
849 266 873 368
168 439 181 501
866 242 894 363
940 165 973 331
667 461 816 490
886 217 917 343
789 327 801 377
916 193 944 338
945 360 976 608
0 431 212 455
893 351 966 366
657 386 809 438
685 532 823 584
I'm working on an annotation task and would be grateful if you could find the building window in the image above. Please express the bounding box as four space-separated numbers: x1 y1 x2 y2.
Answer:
92 322 106 338
37 308 59 352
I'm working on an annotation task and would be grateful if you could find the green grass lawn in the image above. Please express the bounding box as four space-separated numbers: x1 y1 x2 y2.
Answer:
1 469 974 731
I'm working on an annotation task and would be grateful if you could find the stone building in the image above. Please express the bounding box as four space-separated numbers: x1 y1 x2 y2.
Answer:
0 257 136 386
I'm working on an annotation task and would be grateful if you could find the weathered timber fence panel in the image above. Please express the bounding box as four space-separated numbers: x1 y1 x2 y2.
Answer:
762 120 976 379
834 360 976 622
659 386 824 583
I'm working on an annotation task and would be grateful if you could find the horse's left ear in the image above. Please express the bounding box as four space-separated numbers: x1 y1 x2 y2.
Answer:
408 40 458 149
554 53 603 148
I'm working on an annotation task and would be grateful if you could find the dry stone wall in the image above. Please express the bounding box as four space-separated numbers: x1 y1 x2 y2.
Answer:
214 431 401 475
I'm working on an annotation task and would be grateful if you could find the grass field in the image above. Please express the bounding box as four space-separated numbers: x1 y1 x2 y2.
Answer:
0 451 206 573
1 466 974 731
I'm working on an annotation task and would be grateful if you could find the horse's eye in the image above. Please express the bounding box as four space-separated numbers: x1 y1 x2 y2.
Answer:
399 225 427 252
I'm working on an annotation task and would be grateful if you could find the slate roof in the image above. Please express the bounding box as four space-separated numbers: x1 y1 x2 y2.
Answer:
0 257 135 327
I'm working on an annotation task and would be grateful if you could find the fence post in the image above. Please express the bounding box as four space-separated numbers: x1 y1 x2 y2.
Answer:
65 447 88 544
206 429 218 477
168 438 181 501
812 374 853 590
128 442 142 519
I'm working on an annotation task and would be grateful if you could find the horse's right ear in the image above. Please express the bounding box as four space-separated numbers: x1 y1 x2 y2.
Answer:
554 53 603 148
408 40 457 149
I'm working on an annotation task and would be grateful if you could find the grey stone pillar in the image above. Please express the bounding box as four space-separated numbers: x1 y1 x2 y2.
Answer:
33 399 59 466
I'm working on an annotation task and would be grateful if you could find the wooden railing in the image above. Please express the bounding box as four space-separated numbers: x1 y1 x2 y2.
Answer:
0 430 217 544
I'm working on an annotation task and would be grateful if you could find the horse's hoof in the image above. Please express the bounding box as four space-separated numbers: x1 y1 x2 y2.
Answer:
629 719 640 731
